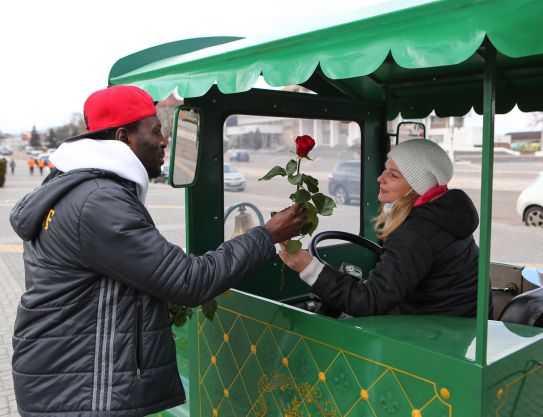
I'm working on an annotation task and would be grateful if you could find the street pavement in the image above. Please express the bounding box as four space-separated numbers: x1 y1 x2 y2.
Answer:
0 166 39 417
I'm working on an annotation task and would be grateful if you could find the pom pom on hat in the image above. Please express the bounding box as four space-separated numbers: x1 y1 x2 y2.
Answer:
388 139 453 195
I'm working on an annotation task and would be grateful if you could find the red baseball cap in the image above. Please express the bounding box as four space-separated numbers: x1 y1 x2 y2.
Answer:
66 85 157 141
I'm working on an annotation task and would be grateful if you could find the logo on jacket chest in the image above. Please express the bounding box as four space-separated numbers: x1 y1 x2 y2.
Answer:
43 209 55 231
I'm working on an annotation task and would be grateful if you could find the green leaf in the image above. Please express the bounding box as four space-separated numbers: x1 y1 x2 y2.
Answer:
168 303 192 327
258 166 286 181
286 239 302 254
288 173 303 185
271 211 278 217
302 174 319 193
202 298 218 321
312 193 336 216
301 202 319 236
285 159 298 175
289 189 311 203
173 313 187 327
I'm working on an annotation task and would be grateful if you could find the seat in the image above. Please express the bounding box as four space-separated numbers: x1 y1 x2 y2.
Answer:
499 287 543 327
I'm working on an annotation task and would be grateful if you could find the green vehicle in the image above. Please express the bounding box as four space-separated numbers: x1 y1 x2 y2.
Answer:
108 0 543 416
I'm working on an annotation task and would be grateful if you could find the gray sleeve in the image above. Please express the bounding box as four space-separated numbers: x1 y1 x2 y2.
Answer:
79 187 275 306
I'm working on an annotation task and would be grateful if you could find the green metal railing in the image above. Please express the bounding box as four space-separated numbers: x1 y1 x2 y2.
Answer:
475 43 496 366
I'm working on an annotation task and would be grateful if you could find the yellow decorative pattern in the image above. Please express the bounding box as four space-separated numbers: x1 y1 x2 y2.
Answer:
439 387 450 400
495 362 543 417
198 307 453 417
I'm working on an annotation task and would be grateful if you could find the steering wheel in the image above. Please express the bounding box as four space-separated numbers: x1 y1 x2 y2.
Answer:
309 231 382 266
307 231 382 318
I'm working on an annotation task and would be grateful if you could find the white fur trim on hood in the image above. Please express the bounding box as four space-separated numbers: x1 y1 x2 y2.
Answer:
49 139 149 204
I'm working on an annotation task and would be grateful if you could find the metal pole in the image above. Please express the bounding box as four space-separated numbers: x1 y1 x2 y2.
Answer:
475 42 496 365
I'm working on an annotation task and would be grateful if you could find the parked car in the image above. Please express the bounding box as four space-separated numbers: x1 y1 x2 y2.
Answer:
516 172 543 227
37 153 50 163
229 150 250 162
224 163 245 191
153 164 169 184
0 145 13 155
328 160 361 205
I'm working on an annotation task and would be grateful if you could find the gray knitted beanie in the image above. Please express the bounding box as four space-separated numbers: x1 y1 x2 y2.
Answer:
388 139 453 195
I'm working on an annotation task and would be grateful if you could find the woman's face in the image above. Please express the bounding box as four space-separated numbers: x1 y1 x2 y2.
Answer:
377 159 412 203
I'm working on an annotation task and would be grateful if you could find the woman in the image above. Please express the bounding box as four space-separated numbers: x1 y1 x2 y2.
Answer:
280 139 485 317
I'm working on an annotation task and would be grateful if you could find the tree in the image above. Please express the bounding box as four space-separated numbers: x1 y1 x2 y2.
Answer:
53 113 86 142
46 128 62 149
30 126 41 147
531 112 543 128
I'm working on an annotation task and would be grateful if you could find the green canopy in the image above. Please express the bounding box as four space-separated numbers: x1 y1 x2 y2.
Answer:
109 0 543 119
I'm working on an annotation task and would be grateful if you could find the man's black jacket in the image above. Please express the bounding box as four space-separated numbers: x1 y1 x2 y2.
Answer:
10 169 275 417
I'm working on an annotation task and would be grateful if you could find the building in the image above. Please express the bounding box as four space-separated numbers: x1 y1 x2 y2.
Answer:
503 131 542 152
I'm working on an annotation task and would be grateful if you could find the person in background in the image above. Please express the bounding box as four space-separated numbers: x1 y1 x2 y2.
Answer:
280 139 488 318
10 85 307 417
9 158 16 174
37 157 44 175
27 157 34 175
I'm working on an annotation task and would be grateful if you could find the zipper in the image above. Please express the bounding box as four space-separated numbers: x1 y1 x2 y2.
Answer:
135 299 143 380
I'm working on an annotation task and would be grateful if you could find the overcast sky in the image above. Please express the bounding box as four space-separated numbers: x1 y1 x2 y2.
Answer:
0 0 539 135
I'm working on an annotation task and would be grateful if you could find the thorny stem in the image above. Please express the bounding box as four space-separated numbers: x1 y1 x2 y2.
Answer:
280 262 286 290
281 157 303 291
296 157 301 191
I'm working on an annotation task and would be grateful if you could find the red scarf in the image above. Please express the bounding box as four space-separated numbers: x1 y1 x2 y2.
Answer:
413 185 448 207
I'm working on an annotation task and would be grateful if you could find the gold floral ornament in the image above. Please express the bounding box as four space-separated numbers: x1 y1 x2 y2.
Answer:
259 135 336 254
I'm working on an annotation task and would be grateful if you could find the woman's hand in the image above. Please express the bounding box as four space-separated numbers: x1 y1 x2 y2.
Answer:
278 244 313 273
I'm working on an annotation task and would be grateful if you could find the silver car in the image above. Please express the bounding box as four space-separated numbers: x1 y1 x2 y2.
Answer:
224 163 246 192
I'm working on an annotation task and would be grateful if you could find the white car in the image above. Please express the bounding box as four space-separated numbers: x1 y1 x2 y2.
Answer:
224 163 245 192
516 172 543 227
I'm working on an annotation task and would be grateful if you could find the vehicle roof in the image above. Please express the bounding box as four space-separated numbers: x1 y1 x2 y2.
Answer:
109 0 543 120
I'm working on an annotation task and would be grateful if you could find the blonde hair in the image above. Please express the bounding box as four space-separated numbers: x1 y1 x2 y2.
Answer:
374 191 420 239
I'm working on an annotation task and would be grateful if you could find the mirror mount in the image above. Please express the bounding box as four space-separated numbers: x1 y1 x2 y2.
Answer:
389 121 426 145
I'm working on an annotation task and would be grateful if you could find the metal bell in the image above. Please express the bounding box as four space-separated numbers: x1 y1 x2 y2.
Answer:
232 205 255 238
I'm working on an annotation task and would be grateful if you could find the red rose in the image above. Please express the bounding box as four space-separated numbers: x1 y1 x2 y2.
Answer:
295 135 315 158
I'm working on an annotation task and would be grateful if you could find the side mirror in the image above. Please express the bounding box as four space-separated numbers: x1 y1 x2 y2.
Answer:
395 122 426 145
170 106 200 187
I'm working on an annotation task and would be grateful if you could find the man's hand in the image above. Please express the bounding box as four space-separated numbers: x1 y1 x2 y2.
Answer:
264 204 307 244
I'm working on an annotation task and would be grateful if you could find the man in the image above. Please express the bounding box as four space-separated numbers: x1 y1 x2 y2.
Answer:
27 157 34 175
9 85 306 417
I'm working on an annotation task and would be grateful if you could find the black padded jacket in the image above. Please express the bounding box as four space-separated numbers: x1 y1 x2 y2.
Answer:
9 169 275 417
312 189 484 317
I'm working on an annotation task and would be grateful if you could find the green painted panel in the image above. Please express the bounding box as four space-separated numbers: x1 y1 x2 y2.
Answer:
188 290 542 417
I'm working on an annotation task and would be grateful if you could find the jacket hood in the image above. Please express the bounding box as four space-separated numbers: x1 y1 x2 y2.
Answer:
49 138 149 204
410 189 479 239
10 169 114 241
